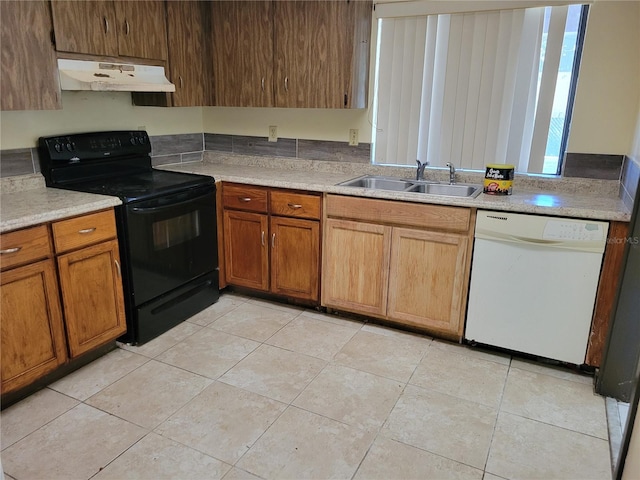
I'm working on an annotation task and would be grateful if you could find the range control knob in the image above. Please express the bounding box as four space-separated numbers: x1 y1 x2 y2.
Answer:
130 137 137 145
138 135 147 144
65 142 75 152
54 143 63 153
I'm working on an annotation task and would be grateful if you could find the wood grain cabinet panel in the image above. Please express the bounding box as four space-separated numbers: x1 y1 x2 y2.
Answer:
211 0 371 108
322 218 391 317
1 1 61 111
51 0 167 61
322 195 474 339
51 1 119 56
221 183 322 302
387 228 469 336
212 1 274 107
57 239 126 358
114 0 168 61
223 210 270 291
0 225 52 271
1 259 67 394
166 1 211 106
270 217 320 301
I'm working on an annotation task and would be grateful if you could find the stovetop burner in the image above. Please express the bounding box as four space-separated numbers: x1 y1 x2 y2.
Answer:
38 131 214 203
65 169 214 203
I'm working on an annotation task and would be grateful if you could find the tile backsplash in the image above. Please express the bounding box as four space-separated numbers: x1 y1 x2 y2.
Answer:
620 155 640 210
563 153 624 180
0 148 40 178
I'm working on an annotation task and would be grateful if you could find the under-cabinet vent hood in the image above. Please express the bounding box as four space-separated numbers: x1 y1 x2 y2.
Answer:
58 59 175 93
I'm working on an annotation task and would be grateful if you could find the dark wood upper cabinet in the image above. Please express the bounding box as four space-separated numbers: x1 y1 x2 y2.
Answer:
51 0 168 61
212 1 274 107
1 1 62 111
211 0 371 109
166 1 212 106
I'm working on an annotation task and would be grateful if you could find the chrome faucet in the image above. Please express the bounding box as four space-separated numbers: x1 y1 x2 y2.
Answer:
416 159 428 181
446 162 456 184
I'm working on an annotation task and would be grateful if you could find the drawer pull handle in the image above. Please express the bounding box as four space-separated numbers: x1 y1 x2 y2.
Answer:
261 231 265 246
103 17 109 34
78 227 96 234
125 19 130 35
261 77 265 92
287 203 303 209
115 259 121 277
239 197 252 202
271 233 276 248
0 247 21 254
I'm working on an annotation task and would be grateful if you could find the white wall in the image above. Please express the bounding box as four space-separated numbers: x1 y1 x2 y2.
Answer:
568 0 640 154
1 1 638 160
0 91 202 150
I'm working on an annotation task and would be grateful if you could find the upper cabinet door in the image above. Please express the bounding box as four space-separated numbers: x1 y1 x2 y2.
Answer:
212 1 274 107
51 0 119 56
1 1 61 110
115 0 168 61
274 0 371 109
166 1 210 106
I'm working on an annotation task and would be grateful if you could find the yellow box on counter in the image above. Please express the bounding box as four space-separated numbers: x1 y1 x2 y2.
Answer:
484 164 514 195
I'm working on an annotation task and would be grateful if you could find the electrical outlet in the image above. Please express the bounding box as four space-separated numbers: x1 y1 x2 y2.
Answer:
349 129 359 146
268 125 278 143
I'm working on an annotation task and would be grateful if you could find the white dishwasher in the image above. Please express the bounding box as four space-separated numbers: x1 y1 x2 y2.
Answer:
465 210 608 365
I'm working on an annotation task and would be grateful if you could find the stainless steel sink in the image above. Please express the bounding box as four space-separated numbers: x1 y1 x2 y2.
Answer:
337 175 415 191
407 182 483 198
337 175 483 197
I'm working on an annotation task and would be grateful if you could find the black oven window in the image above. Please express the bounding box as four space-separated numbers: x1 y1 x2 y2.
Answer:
152 210 201 250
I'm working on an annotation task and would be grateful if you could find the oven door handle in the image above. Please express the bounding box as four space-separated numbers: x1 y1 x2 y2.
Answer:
129 189 213 213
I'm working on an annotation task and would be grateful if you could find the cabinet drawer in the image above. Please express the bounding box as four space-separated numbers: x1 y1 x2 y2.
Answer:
223 184 269 213
0 225 52 271
325 195 471 232
270 190 321 220
52 210 117 254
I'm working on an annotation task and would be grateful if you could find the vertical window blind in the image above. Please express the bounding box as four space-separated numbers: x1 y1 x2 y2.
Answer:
372 5 575 173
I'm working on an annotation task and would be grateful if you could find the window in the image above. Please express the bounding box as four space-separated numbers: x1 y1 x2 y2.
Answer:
371 3 588 174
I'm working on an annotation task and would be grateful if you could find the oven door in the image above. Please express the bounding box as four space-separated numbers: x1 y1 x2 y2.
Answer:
125 184 217 306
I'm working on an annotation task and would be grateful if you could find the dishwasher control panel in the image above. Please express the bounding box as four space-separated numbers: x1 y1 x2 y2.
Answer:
542 220 606 242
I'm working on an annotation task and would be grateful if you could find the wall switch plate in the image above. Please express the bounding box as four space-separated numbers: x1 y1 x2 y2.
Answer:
349 129 359 146
268 125 278 143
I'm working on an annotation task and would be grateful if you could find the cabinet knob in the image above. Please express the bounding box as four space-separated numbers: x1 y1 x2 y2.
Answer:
0 247 21 255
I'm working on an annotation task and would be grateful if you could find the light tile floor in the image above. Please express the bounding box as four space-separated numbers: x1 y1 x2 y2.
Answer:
1 293 612 480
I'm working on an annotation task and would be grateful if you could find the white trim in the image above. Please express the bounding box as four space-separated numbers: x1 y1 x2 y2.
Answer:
375 0 590 18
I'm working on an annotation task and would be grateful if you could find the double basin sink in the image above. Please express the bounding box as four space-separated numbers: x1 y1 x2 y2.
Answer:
337 175 483 198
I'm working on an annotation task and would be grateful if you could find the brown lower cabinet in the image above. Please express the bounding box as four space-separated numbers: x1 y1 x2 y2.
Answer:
322 195 475 340
222 183 321 303
0 209 126 396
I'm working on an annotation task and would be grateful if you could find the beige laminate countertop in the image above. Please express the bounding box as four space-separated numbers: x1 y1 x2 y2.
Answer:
164 158 632 222
0 156 631 234
0 175 121 233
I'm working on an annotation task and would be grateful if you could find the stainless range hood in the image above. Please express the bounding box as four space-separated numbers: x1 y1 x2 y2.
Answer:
58 59 175 93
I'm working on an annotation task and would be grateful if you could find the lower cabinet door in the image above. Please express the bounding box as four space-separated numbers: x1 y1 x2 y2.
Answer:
322 218 391 317
270 216 319 301
387 227 468 336
57 239 126 358
223 210 269 291
1 259 67 394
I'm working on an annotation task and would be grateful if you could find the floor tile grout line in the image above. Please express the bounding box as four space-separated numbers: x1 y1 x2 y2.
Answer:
498 409 611 442
482 356 515 475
